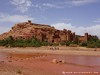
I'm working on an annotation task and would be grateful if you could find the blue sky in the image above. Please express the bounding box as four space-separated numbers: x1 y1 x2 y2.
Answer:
0 0 100 37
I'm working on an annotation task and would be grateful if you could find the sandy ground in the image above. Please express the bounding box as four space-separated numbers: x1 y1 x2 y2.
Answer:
0 46 100 75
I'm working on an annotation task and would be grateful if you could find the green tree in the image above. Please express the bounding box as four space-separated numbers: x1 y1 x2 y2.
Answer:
79 42 87 47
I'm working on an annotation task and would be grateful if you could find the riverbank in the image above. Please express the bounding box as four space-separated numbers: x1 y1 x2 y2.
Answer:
0 46 100 56
0 46 100 75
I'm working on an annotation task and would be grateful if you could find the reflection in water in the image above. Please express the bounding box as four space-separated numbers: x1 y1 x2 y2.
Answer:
0 52 7 61
63 55 100 66
0 52 100 67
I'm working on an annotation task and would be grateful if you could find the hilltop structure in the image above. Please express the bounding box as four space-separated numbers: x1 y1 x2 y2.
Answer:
0 20 97 43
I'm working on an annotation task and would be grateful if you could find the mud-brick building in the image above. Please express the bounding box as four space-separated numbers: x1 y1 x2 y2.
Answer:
78 33 98 42
0 20 98 44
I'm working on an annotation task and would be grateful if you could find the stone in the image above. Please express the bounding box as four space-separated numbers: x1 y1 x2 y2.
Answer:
8 60 12 62
51 59 58 64
58 60 65 64
0 61 5 63
9 56 12 58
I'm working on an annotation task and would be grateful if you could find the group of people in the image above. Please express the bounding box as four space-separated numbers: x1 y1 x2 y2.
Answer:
50 46 59 50
50 46 98 51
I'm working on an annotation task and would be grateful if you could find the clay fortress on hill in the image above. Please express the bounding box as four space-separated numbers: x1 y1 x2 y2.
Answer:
0 20 97 43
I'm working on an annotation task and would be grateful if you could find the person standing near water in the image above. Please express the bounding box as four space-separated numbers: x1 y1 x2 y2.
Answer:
94 46 97 51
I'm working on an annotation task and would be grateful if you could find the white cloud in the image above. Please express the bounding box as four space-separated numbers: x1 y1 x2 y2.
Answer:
42 3 63 8
32 4 42 9
10 0 98 12
94 19 100 23
0 13 35 23
10 0 32 13
51 23 100 37
32 3 64 10
67 0 98 6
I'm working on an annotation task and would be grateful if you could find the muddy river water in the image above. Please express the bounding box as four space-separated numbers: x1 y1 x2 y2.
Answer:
0 52 100 75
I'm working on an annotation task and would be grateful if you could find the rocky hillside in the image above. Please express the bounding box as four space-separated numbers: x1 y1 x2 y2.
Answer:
0 20 55 41
0 20 95 44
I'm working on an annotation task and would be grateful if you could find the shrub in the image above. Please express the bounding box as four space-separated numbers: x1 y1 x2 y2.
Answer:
0 37 42 47
53 43 59 46
66 41 71 46
0 36 100 48
69 44 78 47
0 40 3 46
42 41 49 46
79 42 87 47
89 36 98 42
87 44 95 48
94 40 100 48
60 42 66 46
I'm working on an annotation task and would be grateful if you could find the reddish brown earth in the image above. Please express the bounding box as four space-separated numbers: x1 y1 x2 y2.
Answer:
0 47 100 75
0 21 97 44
